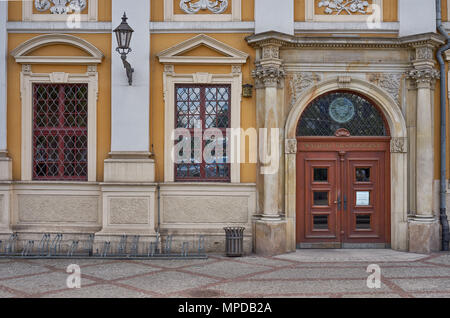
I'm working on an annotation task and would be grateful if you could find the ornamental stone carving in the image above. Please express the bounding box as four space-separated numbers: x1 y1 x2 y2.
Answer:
285 139 298 154
289 72 321 106
390 137 408 153
369 73 402 105
34 0 87 14
318 0 370 15
262 45 280 60
415 46 434 61
252 65 285 88
407 68 440 88
180 0 228 14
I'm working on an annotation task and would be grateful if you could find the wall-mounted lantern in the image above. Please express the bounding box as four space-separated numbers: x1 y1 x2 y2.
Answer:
114 12 134 86
242 84 253 98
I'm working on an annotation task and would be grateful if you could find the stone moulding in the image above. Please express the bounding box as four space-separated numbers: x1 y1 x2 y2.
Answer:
245 31 446 50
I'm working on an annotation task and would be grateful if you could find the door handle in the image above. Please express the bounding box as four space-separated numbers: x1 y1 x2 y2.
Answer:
336 195 341 210
344 195 347 211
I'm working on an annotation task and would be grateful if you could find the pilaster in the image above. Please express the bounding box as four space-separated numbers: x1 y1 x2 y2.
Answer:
406 44 440 253
252 44 287 255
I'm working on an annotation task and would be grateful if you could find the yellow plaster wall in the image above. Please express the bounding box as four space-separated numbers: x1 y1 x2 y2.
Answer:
7 33 111 182
150 33 257 183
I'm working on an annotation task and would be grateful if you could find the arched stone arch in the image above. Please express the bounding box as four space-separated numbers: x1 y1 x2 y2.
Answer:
284 77 409 252
11 34 104 65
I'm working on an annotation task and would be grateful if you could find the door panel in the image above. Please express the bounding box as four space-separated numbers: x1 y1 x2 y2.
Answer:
296 138 390 247
343 152 386 243
297 152 340 243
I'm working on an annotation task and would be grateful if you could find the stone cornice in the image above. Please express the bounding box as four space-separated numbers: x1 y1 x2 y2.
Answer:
246 31 445 50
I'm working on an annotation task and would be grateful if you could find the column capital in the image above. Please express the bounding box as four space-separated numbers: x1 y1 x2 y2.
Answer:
406 68 440 89
252 64 285 89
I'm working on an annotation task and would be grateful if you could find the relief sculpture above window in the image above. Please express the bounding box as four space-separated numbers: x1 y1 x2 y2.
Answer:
34 0 87 14
180 0 228 14
318 0 370 15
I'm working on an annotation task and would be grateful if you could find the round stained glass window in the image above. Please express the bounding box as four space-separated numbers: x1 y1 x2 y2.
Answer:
297 92 388 137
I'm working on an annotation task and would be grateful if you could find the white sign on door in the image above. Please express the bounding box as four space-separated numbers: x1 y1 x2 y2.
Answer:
356 191 370 206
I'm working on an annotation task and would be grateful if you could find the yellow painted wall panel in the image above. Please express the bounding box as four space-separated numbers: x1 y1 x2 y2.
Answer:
7 33 111 182
8 0 22 21
98 0 112 21
28 44 90 57
383 0 398 22
151 0 165 21
150 33 256 183
294 0 306 22
241 0 254 21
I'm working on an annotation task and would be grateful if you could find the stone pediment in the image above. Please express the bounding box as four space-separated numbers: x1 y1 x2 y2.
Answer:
157 34 248 65
11 34 104 65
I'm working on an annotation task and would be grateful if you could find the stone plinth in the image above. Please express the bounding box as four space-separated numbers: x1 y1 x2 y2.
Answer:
254 220 287 256
409 218 440 253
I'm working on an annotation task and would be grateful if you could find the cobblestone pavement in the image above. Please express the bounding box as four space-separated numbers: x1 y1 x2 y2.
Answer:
0 250 449 298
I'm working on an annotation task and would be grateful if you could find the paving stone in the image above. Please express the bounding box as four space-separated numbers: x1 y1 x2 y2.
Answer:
80 262 161 281
390 278 450 293
133 259 213 269
341 293 402 298
183 260 272 279
381 266 450 278
0 271 97 295
230 256 297 268
210 279 392 296
0 261 50 280
120 271 218 295
412 292 450 298
42 284 152 298
276 250 428 263
27 258 113 270
0 286 14 297
250 267 368 280
425 254 450 266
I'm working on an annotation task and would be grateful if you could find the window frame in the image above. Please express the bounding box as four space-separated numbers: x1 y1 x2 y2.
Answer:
32 83 89 181
20 66 98 182
163 66 242 183
174 83 232 183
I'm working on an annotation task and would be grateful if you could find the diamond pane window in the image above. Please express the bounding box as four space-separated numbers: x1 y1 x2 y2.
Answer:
33 83 88 181
297 91 388 137
175 84 231 182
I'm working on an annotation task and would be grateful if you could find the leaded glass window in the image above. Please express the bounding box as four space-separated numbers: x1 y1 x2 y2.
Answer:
174 84 231 182
33 83 88 181
297 92 388 137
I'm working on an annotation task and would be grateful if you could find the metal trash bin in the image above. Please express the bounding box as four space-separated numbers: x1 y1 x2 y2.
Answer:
224 227 245 257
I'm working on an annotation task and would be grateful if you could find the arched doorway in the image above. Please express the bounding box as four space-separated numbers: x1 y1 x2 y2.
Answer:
296 91 391 248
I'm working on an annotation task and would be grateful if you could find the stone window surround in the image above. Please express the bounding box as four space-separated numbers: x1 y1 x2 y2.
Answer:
305 0 383 22
23 0 98 22
164 0 242 22
11 34 104 182
158 34 248 183
19 67 99 182
162 66 242 183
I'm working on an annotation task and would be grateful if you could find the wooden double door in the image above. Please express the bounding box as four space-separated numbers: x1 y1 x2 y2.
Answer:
296 137 391 248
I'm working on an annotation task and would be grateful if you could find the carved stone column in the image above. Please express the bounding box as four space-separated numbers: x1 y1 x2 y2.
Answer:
252 44 287 255
407 48 440 253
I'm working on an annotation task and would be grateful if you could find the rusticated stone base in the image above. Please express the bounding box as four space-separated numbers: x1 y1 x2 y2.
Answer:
254 220 287 256
409 218 440 254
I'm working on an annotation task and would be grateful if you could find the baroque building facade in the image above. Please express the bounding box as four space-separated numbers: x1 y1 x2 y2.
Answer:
0 0 449 255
